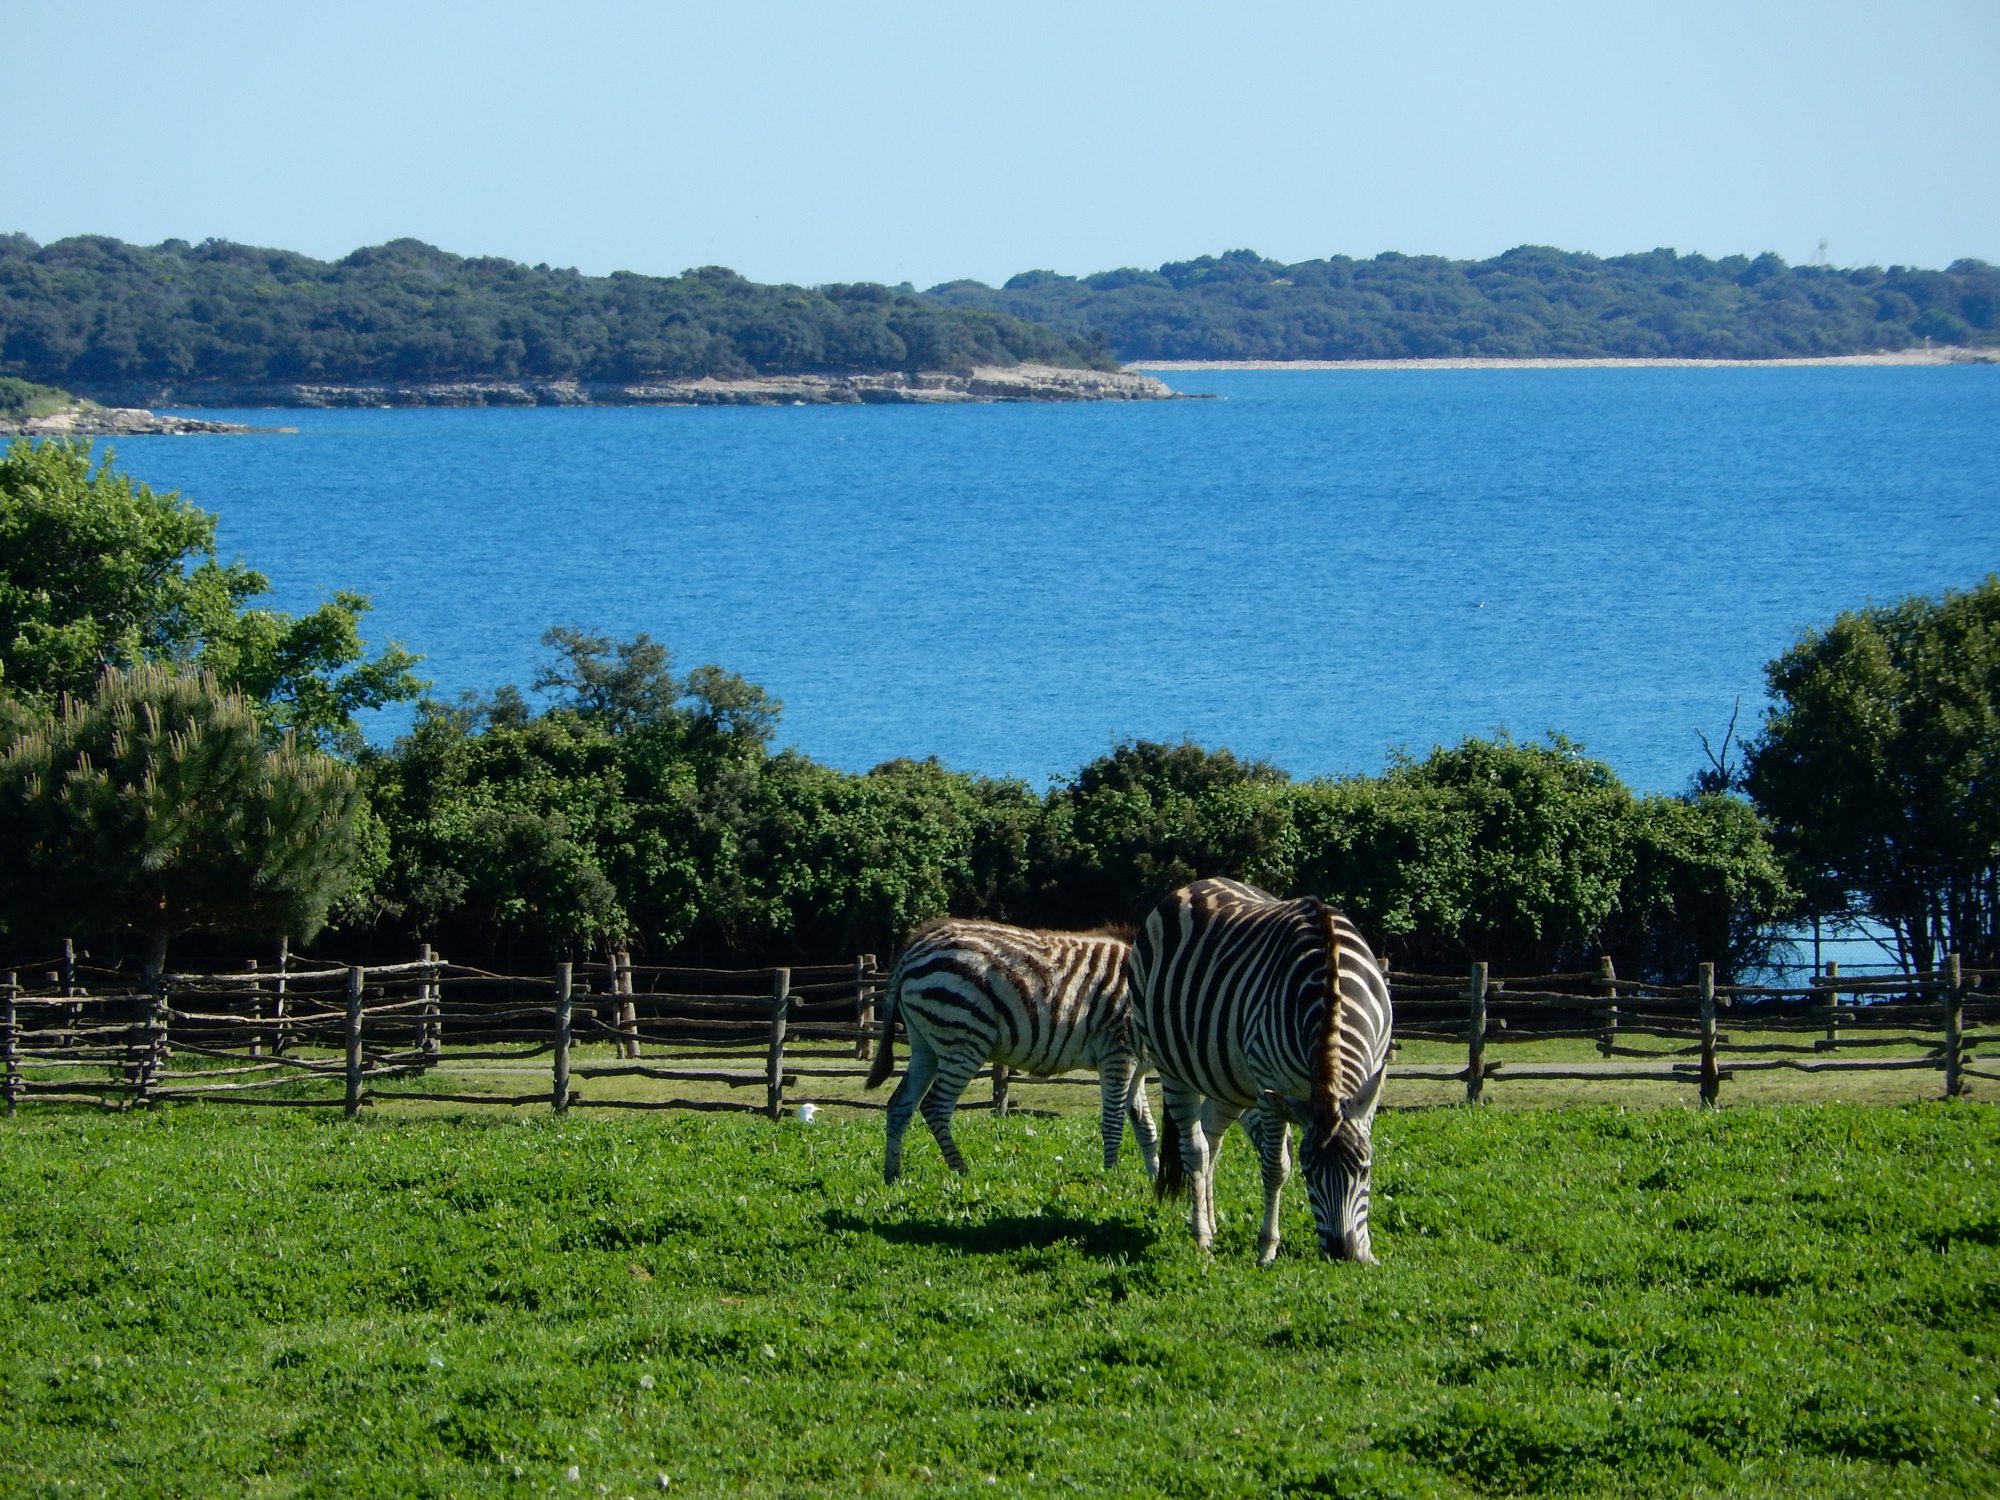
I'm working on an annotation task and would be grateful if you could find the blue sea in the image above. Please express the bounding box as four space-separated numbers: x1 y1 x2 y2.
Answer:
123 366 1999 795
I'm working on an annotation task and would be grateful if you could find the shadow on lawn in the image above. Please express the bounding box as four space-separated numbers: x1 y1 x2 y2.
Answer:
822 1208 1158 1260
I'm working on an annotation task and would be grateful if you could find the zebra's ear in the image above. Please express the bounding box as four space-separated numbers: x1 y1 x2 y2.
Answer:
1340 1063 1387 1123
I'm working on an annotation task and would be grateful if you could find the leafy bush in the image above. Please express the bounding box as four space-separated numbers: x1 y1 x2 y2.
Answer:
358 671 1793 978
1290 736 1794 977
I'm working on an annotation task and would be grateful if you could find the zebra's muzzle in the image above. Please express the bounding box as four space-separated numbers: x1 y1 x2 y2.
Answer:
1319 1229 1377 1264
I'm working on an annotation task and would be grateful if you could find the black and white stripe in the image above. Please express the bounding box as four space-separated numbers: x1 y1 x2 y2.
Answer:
865 918 1158 1184
1130 877 1393 1263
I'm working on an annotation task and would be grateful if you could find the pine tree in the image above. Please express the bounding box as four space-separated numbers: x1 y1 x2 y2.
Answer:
0 665 364 973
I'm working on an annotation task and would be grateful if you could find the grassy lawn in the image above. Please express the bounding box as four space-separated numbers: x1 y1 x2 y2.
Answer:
1 1100 1994 1498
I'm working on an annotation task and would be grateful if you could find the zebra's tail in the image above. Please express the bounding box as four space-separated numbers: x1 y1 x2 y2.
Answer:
863 963 903 1090
1153 1101 1188 1202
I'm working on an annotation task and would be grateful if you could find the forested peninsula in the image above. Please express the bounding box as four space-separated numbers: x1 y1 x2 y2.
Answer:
10 236 1997 403
925 246 2000 362
0 235 1125 407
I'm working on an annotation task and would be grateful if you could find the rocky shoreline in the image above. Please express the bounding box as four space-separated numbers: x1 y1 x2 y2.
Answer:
59 363 1189 411
0 404 298 438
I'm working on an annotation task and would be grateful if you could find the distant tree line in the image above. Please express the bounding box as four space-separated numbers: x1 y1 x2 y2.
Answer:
8 441 1997 983
0 236 1116 397
923 246 2000 362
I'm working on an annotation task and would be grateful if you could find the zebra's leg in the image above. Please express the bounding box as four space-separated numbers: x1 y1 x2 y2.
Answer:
1163 1080 1241 1251
1127 1069 1160 1179
1192 1097 1245 1250
882 1035 942 1184
1159 1079 1213 1248
1097 1052 1138 1171
917 1048 985 1175
1251 1100 1292 1266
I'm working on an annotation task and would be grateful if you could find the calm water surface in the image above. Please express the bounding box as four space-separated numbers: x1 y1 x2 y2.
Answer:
129 367 1999 793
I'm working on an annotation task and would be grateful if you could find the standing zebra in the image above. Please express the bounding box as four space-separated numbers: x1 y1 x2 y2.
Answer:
864 918 1159 1185
1130 878 1393 1263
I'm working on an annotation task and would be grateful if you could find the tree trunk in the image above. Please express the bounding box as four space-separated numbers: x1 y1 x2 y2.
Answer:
142 930 170 980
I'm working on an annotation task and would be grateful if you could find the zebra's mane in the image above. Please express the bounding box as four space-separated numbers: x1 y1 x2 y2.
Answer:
901 915 1134 945
1310 899 1344 1141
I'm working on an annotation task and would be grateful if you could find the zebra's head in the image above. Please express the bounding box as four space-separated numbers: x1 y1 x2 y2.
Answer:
1288 1062 1386 1262
1299 1116 1376 1262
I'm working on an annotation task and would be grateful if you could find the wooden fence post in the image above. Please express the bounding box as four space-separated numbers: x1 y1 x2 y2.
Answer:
1698 962 1720 1106
60 940 80 1048
1595 956 1619 1056
992 1064 1012 1118
767 968 791 1121
854 954 876 1062
245 958 262 1058
137 972 169 1109
344 966 365 1120
420 943 441 1067
615 950 638 1059
273 935 290 1056
3 972 17 1118
1466 961 1489 1104
1821 959 1840 1046
554 964 573 1114
1945 952 1965 1099
121 985 145 1105
61 937 79 1023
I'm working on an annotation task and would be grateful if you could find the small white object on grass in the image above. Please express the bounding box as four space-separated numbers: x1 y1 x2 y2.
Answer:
565 1465 581 1481
797 1102 819 1122
639 1374 655 1390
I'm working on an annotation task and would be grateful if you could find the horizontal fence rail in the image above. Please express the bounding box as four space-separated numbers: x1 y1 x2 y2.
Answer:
0 948 1991 1121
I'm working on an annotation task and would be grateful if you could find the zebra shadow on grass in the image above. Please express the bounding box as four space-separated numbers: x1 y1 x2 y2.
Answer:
820 1208 1158 1261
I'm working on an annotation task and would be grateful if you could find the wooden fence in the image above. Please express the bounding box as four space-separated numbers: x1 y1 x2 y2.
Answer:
0 949 895 1120
0 949 1991 1119
1387 956 1998 1102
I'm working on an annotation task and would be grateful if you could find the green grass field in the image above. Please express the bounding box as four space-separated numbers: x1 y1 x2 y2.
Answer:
1 1101 1994 1499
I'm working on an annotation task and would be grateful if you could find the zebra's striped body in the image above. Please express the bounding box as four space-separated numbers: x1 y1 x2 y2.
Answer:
1130 878 1393 1263
864 918 1158 1184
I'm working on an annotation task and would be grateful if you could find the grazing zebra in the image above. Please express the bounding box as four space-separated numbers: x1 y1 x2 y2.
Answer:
864 918 1159 1185
1130 877 1393 1263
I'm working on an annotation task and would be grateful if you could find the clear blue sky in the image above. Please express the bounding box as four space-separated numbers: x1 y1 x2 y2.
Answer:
4 0 1994 286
